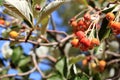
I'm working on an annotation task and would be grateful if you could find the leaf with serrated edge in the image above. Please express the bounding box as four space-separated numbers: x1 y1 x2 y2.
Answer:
3 0 34 28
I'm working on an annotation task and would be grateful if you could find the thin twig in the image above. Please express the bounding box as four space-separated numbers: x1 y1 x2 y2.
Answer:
47 30 68 36
38 55 57 63
0 67 36 79
107 59 120 66
0 34 74 46
105 51 120 57
25 28 34 42
31 53 46 78
39 35 50 43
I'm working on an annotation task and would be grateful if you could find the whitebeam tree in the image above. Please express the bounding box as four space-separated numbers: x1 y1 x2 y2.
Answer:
0 0 120 80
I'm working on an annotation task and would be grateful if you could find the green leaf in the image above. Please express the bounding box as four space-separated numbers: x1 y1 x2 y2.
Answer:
102 5 117 13
78 0 88 6
3 8 22 23
63 57 68 78
33 0 47 9
36 1 64 25
3 0 34 28
69 64 77 77
80 75 89 80
47 72 64 80
55 57 68 78
69 55 85 64
93 73 101 80
95 41 106 58
40 15 50 36
0 0 3 6
11 26 21 31
98 18 110 40
11 46 23 65
74 76 81 80
18 57 31 67
69 73 89 80
2 28 11 38
32 0 46 6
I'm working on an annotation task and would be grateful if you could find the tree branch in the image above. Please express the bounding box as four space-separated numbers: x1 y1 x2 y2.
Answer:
107 59 120 66
0 34 74 46
105 50 120 57
38 55 57 63
30 53 46 78
0 67 36 79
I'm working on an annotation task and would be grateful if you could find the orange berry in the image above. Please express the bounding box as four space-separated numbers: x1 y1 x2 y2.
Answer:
71 21 78 27
71 38 79 47
91 62 97 68
82 59 88 66
106 12 115 21
80 37 91 47
77 20 87 30
75 31 85 40
113 29 120 35
77 20 84 26
110 21 120 30
99 60 106 68
0 19 5 25
9 31 19 39
79 38 91 51
91 38 100 46
80 45 89 51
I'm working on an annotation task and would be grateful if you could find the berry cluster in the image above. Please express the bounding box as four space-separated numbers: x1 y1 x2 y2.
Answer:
70 13 100 51
82 56 106 72
106 12 120 35
70 13 91 32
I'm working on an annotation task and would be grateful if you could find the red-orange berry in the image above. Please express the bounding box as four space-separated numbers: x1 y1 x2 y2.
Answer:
71 38 79 47
80 37 91 47
75 31 85 40
0 19 5 25
77 20 87 30
91 38 100 46
77 20 85 26
82 59 88 66
106 12 115 21
71 21 78 27
113 29 120 35
84 13 91 21
110 21 120 30
80 45 89 51
98 60 106 72
99 60 106 68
